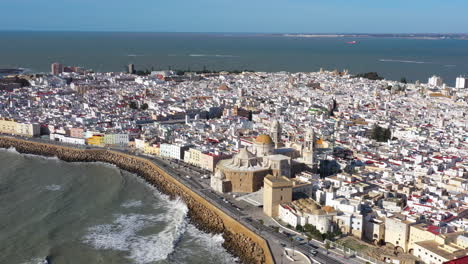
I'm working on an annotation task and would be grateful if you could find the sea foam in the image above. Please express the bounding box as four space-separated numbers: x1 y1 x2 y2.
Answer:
121 200 143 208
84 197 189 264
45 184 62 191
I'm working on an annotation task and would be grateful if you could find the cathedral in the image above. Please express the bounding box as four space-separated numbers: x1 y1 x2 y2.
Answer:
211 131 292 193
211 120 318 194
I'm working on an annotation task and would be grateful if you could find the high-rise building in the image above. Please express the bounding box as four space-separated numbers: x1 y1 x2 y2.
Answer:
51 62 63 75
428 75 443 87
128 64 135 74
455 76 468 89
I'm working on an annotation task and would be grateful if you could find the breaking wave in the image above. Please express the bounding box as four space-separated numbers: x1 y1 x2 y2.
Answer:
84 194 189 264
185 224 240 263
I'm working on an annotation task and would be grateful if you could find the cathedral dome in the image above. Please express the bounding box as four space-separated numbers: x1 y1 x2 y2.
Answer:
255 134 274 145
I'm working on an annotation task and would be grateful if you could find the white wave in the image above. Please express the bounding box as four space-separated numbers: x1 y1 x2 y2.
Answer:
45 184 62 191
83 198 189 264
186 224 239 263
21 257 47 264
127 54 144 57
379 59 429 64
0 146 20 154
444 64 456 67
189 54 238 58
121 200 143 208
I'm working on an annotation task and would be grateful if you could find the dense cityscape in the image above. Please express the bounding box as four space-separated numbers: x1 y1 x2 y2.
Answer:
0 62 467 264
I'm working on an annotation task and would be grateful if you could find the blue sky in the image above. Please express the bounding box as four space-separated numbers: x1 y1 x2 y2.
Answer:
1 0 467 33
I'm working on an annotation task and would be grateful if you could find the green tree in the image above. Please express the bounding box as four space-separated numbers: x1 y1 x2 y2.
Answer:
140 103 149 110
259 219 264 225
129 101 138 109
371 124 391 142
296 225 304 232
400 77 407 84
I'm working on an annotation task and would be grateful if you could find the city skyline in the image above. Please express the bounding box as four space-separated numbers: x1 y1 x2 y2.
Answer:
2 0 468 33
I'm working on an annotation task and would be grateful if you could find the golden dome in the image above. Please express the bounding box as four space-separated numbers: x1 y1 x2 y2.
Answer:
316 138 324 145
322 206 336 213
255 134 274 145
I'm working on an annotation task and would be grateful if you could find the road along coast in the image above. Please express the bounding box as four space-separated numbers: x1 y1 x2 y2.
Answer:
0 136 274 264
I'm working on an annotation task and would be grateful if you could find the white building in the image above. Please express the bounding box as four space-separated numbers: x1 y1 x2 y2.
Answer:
428 75 443 87
160 143 191 160
50 133 86 145
104 133 129 146
455 76 468 89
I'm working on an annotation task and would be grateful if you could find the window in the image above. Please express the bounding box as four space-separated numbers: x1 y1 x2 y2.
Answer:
280 196 283 201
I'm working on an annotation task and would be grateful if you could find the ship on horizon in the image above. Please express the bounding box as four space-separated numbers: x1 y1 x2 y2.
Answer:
346 41 357 44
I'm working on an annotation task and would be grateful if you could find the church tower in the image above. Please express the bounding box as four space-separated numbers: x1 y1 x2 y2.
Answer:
270 120 282 148
304 128 316 166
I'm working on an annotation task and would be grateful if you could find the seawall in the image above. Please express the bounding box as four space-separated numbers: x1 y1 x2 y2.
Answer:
0 137 274 264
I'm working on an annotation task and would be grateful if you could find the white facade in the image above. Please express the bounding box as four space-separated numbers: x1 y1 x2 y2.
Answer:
50 133 86 145
428 75 443 87
160 143 189 160
413 243 449 264
278 204 301 227
455 76 468 89
104 133 129 146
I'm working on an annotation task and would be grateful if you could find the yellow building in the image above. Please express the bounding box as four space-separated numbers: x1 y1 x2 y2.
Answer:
185 148 202 167
0 119 40 137
144 144 160 156
87 135 104 146
263 175 293 217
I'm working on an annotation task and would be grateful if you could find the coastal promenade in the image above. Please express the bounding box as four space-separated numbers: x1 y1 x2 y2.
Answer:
0 136 355 264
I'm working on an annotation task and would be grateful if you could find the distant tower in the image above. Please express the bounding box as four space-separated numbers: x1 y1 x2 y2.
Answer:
51 62 63 75
304 128 316 166
128 64 135 74
270 119 282 148
305 128 316 151
237 87 244 97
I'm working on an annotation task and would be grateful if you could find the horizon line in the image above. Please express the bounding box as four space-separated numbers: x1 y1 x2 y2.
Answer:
1 30 468 35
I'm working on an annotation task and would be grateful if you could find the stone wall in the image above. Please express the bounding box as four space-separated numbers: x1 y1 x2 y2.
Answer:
0 137 274 264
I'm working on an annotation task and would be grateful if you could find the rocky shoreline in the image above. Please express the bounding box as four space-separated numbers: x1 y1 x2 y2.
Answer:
0 137 273 264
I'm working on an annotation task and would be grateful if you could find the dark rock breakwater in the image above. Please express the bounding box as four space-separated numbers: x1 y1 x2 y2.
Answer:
0 137 274 264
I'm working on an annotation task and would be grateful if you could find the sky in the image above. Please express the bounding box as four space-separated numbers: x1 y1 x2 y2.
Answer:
1 0 467 33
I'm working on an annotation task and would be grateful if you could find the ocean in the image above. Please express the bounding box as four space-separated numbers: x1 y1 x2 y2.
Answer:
0 32 467 85
0 148 237 264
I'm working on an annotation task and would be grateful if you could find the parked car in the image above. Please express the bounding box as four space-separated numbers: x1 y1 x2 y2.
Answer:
310 249 318 256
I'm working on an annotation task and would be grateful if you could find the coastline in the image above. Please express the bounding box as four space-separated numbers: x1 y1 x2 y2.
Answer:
0 136 274 264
